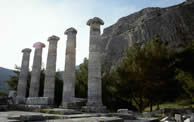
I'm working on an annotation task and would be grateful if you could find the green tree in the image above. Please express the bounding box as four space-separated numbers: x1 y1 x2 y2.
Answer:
75 58 88 98
174 41 194 102
116 37 171 112
6 65 20 90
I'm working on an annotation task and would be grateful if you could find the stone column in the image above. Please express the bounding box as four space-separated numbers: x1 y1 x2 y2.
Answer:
43 35 59 104
83 17 106 112
17 48 31 103
62 27 77 108
29 42 45 97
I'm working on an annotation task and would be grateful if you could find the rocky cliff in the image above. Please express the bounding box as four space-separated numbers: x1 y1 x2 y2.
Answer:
100 1 194 68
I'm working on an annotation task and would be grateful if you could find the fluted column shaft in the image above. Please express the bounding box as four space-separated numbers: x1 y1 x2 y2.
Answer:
44 35 59 104
17 48 31 101
62 28 77 105
29 42 45 97
87 17 104 106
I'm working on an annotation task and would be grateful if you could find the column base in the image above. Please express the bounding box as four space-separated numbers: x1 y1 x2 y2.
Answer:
82 105 107 113
25 97 52 105
10 104 52 111
16 96 26 104
61 97 86 109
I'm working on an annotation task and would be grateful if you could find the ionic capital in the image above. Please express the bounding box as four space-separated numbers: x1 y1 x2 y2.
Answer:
65 27 77 35
87 17 104 26
33 42 45 49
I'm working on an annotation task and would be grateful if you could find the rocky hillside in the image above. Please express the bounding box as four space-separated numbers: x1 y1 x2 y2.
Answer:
100 1 194 67
0 67 16 93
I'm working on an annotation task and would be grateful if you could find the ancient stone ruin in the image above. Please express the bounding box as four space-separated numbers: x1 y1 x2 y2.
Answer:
29 42 45 97
82 17 106 112
44 35 60 105
15 17 106 112
62 27 77 108
17 48 31 104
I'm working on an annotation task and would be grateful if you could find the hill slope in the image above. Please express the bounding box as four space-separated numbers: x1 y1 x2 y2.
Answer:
100 1 194 68
0 67 16 93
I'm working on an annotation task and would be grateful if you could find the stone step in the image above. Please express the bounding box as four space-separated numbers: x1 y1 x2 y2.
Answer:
46 117 123 122
8 120 20 122
39 108 82 115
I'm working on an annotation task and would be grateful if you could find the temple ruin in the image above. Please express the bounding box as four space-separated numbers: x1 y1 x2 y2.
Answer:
16 17 106 112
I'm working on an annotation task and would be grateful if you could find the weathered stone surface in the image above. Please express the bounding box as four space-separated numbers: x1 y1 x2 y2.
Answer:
44 35 59 104
62 27 77 108
29 42 45 97
52 117 123 122
12 104 51 111
124 118 159 122
117 109 129 114
0 117 7 122
20 115 45 122
25 97 51 105
185 118 191 122
82 17 106 112
110 113 136 120
41 108 81 115
1 111 124 122
17 48 31 103
9 90 17 104
191 113 194 122
61 98 86 109
175 114 182 122
100 2 194 69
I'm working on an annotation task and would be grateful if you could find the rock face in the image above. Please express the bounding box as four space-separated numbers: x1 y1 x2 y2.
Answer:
100 2 194 68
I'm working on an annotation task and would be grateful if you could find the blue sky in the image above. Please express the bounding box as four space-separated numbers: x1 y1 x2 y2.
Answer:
0 0 185 70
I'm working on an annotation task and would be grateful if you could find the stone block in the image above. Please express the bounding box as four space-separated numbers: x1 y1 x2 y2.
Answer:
135 118 159 122
15 96 26 104
191 113 194 122
82 105 107 113
61 98 86 109
117 109 129 114
8 90 16 98
175 114 182 122
12 104 51 111
111 113 136 120
185 118 191 122
41 108 81 115
25 97 51 105
20 115 45 122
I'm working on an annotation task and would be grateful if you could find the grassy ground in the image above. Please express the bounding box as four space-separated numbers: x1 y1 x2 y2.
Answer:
144 99 194 112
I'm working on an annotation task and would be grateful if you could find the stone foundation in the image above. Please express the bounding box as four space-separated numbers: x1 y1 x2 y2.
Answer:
25 97 52 105
82 105 107 113
61 98 86 109
11 104 51 111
